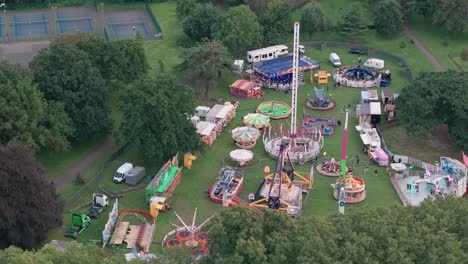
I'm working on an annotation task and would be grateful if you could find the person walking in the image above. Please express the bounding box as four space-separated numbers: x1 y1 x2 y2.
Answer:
356 155 360 166
374 169 378 177
364 165 369 173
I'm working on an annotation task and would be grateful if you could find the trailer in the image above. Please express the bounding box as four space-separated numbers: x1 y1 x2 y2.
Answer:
85 194 109 218
124 166 146 185
65 213 91 239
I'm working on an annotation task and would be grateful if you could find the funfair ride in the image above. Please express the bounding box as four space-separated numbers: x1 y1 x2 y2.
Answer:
250 144 312 216
331 111 366 204
263 22 324 163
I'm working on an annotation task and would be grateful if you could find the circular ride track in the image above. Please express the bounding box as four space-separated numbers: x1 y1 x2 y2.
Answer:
256 101 291 119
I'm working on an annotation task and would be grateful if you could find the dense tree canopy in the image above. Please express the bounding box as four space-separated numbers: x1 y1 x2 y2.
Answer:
432 0 468 34
180 40 232 98
397 71 468 150
118 74 201 162
0 145 63 250
338 4 368 41
214 5 263 52
203 196 468 264
182 3 222 41
374 0 403 36
300 1 327 37
0 63 72 152
30 42 113 140
55 34 149 83
259 0 291 45
176 0 203 19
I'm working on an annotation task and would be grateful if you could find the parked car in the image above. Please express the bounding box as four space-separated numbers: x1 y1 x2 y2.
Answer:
329 53 341 67
349 48 365 55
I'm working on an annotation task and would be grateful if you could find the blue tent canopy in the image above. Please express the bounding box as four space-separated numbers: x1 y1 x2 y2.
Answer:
254 55 319 82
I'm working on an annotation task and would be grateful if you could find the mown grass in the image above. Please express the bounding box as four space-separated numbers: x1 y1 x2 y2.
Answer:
408 15 468 71
47 0 459 253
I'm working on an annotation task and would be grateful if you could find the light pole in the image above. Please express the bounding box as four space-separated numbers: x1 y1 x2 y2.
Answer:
52 6 57 35
1 2 7 41
101 3 104 34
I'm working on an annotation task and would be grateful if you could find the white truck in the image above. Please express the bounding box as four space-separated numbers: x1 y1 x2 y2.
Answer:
85 194 109 218
329 53 341 67
113 163 133 183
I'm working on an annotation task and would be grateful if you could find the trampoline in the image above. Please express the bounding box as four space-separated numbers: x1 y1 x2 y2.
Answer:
108 16 149 39
12 14 48 37
56 12 93 33
301 114 336 136
254 55 319 84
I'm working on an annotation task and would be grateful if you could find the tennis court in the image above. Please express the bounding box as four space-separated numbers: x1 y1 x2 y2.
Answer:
105 10 157 40
56 11 94 34
11 13 49 38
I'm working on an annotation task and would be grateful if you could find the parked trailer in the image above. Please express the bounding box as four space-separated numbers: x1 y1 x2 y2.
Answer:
125 166 146 185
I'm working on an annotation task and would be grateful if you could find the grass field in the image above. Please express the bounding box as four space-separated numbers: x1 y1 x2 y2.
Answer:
45 0 462 254
408 15 468 71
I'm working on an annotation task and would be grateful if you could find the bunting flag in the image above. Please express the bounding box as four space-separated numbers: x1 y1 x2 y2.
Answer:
462 151 468 167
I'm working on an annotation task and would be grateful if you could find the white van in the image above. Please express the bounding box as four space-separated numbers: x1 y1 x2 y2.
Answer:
364 58 384 69
247 45 288 63
113 163 133 183
329 53 341 67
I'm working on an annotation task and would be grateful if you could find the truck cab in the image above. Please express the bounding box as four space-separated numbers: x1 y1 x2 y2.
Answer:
113 163 133 183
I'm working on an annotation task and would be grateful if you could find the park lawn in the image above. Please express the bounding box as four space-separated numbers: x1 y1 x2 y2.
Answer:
38 136 109 180
408 15 468 71
46 0 457 254
144 2 183 76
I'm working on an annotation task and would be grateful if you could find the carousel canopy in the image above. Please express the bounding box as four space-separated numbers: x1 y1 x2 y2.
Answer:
232 126 260 142
230 149 254 162
243 113 270 129
391 163 407 171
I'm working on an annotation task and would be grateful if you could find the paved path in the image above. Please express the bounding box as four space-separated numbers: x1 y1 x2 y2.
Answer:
55 138 114 189
0 40 50 65
403 24 445 72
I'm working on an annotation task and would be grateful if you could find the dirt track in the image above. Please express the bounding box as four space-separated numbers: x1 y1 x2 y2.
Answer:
403 23 445 72
54 138 114 189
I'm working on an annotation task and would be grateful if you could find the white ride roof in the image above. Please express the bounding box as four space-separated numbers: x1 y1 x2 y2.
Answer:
370 102 381 115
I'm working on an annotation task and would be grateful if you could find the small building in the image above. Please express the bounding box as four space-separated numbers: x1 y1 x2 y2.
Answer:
206 104 234 123
384 103 396 121
233 60 244 74
195 106 211 118
381 89 393 104
314 71 331 84
196 121 217 146
356 102 381 126
361 89 379 103
230 79 263 99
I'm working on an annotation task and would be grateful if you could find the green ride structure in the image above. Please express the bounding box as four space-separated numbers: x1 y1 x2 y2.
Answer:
145 155 183 203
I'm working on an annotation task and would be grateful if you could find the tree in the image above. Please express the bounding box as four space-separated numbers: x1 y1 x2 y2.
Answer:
300 1 327 37
118 74 201 162
259 0 291 45
0 63 72 152
176 0 202 19
214 5 263 52
204 197 468 264
374 0 403 36
30 42 113 140
55 34 149 83
182 3 222 42
433 0 468 34
180 40 232 98
0 145 63 250
338 4 368 41
397 71 468 150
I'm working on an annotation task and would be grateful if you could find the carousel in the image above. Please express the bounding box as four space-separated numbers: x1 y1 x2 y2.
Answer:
229 149 254 167
243 113 270 129
231 126 261 149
